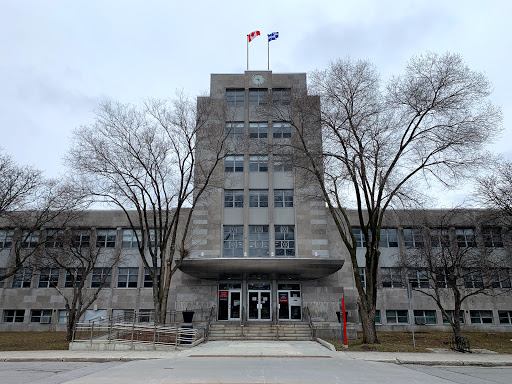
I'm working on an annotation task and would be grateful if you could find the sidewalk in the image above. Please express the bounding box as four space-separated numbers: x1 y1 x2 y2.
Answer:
0 341 511 367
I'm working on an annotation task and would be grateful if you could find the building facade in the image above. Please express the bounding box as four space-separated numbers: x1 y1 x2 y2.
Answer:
1 71 511 335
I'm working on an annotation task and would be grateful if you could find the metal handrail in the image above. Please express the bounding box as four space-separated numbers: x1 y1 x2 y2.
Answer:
303 306 314 340
205 306 215 340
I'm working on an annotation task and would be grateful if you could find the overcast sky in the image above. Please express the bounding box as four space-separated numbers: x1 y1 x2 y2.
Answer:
1 0 510 205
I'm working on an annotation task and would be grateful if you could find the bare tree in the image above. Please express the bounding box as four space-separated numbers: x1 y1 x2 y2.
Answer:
67 94 226 324
276 52 502 343
35 228 120 341
401 210 511 338
476 160 512 217
1 150 85 282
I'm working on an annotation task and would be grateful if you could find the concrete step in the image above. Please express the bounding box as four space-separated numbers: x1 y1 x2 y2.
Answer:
208 323 312 341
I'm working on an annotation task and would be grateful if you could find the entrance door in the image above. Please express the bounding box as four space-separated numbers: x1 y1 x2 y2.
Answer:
218 283 242 321
248 291 271 320
278 283 302 320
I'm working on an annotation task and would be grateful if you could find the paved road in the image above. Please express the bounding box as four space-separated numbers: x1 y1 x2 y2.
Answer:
1 358 511 384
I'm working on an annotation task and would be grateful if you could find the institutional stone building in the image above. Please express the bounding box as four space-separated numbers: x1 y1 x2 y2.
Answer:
1 71 511 335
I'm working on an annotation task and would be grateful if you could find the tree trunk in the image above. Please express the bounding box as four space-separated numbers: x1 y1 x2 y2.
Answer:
358 301 379 344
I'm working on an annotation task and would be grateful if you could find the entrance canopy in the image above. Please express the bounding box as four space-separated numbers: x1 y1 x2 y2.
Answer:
178 257 344 280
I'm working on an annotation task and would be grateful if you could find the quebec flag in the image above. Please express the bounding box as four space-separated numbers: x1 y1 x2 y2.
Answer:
268 32 279 42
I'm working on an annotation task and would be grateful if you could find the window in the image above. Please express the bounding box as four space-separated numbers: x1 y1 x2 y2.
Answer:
148 229 160 248
30 309 52 323
435 269 449 288
3 309 24 323
0 229 14 248
0 268 5 288
359 310 381 324
249 156 268 172
386 310 408 324
470 310 494 324
442 310 465 324
122 229 142 248
45 229 65 248
20 230 39 248
249 225 269 257
91 268 112 288
456 228 476 247
223 226 243 257
224 190 244 208
143 267 161 288
11 268 32 288
381 267 404 288
225 122 244 140
65 268 83 288
249 189 268 208
224 155 244 172
138 309 154 323
272 88 291 105
464 268 484 288
72 230 90 248
482 227 504 247
408 268 430 288
403 228 424 248
359 267 366 289
96 229 116 248
430 229 450 248
273 155 292 172
491 268 512 288
274 189 294 208
117 267 139 288
414 310 437 324
352 228 370 248
498 311 512 324
272 122 292 139
275 225 295 257
249 89 267 106
249 122 268 139
38 268 59 288
226 89 245 107
57 309 67 323
379 229 398 247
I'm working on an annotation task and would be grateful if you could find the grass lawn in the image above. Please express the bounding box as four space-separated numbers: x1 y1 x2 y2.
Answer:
0 332 69 351
327 332 512 353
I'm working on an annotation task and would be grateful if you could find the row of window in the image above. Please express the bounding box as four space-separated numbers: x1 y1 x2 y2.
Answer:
226 88 291 107
224 189 293 208
358 267 512 289
2 309 155 324
367 309 512 325
352 227 509 249
0 229 163 250
224 155 292 173
226 122 291 140
223 225 295 257
0 267 160 289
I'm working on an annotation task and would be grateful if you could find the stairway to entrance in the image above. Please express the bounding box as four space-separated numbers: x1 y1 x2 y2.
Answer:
208 323 312 341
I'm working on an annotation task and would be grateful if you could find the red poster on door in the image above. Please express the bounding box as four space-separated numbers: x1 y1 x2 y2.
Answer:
219 290 229 300
279 292 288 303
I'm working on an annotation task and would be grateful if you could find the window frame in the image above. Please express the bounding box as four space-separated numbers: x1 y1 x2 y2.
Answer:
456 228 476 248
379 228 398 248
11 268 32 288
249 156 268 172
30 309 52 324
248 225 269 257
72 230 91 248
225 122 245 140
0 229 14 248
248 88 268 106
117 267 139 288
272 122 292 139
45 229 65 248
498 310 512 325
143 267 161 288
224 189 244 208
90 267 112 288
272 88 291 105
121 229 142 248
274 189 294 208
223 225 244 257
403 228 425 248
482 227 504 247
275 225 295 257
381 267 404 288
20 230 39 248
96 229 117 248
386 310 409 324
442 310 466 324
249 189 269 208
64 268 84 288
3 309 25 323
408 268 430 289
413 310 437 324
249 122 268 139
226 89 245 107
224 155 244 173
470 310 494 324
38 268 60 288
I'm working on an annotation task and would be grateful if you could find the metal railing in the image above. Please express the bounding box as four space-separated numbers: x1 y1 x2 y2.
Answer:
72 312 199 348
303 306 314 340
205 306 215 340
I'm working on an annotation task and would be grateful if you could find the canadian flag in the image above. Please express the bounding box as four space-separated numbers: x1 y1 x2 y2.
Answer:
248 30 260 42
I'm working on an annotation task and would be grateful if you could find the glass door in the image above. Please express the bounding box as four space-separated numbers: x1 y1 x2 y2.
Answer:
218 283 242 321
248 290 271 320
229 291 241 320
278 283 302 320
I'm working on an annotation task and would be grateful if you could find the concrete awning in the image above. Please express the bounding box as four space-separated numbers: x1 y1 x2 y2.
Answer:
178 257 344 281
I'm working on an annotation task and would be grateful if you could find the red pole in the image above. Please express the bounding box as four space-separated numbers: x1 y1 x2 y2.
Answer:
342 297 348 348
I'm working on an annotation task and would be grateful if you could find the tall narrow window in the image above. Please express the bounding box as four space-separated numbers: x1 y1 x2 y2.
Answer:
96 229 116 248
91 268 112 288
381 267 404 288
482 227 504 247
20 230 39 248
223 226 244 257
45 229 65 248
0 229 13 248
72 230 90 248
122 229 142 248
224 190 244 208
249 225 269 257
275 225 295 257
11 268 32 288
65 268 84 288
38 268 59 288
379 228 398 247
403 228 424 248
249 190 268 208
117 267 139 288
456 228 476 247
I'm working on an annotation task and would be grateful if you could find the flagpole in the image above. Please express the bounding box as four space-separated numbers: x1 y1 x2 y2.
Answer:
267 35 269 70
247 35 249 71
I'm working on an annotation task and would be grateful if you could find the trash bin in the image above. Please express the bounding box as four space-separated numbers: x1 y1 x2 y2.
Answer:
182 311 194 323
